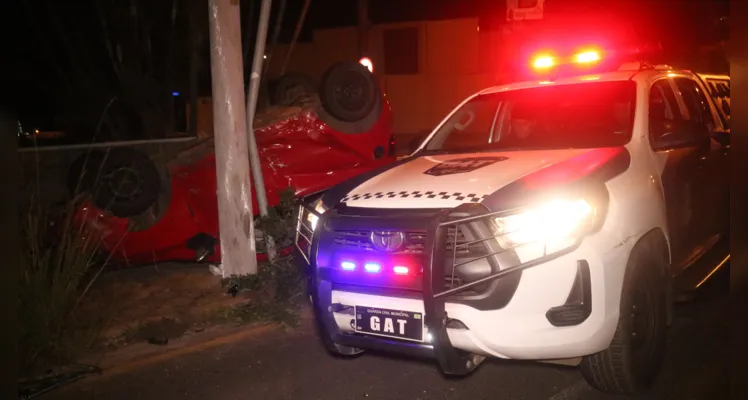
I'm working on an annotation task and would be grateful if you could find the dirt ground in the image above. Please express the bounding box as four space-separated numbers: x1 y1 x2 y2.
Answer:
78 262 247 347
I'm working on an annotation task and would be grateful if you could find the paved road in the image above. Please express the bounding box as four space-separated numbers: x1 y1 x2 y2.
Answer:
46 264 730 400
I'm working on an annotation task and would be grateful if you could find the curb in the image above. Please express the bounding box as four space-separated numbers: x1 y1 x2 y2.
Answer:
48 304 315 396
76 322 280 384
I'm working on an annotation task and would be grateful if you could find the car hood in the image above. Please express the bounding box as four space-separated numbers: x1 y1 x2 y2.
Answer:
338 149 591 209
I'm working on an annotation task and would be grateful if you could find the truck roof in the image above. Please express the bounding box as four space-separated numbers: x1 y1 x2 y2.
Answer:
481 67 729 96
481 70 639 95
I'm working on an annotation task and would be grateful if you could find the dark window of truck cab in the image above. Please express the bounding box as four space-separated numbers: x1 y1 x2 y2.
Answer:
424 81 637 152
649 79 683 143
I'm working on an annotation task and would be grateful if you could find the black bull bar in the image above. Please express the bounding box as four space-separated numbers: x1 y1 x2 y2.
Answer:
295 201 572 375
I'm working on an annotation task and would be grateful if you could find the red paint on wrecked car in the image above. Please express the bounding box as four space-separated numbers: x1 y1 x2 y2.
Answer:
74 103 395 265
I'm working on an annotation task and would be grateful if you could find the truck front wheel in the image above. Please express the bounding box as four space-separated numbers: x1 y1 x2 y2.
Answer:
580 235 669 394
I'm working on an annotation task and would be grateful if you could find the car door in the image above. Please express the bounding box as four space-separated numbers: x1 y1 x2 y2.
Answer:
648 78 708 269
672 76 729 244
690 76 731 234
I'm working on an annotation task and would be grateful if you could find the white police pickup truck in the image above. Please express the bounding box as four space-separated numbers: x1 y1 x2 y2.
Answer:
295 48 730 395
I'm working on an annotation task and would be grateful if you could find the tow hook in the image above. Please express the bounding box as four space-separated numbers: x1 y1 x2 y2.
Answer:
466 354 486 371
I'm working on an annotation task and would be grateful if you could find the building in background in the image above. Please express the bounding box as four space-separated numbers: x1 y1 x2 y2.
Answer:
191 0 728 143
264 17 505 137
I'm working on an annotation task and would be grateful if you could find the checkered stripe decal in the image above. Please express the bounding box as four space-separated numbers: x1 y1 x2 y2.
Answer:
341 191 489 203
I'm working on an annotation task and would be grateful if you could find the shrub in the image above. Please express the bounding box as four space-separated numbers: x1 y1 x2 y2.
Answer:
221 259 306 327
18 196 104 376
254 187 298 254
222 187 306 327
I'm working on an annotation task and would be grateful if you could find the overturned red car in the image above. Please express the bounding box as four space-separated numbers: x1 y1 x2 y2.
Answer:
70 61 396 265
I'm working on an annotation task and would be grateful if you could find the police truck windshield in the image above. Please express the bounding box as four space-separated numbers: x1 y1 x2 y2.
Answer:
423 81 637 153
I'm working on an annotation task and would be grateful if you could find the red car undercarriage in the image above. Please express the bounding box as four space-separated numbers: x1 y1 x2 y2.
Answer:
70 61 397 265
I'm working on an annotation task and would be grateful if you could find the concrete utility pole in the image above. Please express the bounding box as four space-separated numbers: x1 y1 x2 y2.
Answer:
245 0 277 262
357 0 370 58
208 0 257 276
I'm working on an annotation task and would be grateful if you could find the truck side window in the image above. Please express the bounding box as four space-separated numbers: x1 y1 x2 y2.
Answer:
673 78 715 130
648 80 682 143
718 81 730 116
708 79 730 126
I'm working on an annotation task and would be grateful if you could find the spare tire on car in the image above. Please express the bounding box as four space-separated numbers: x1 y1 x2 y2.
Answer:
67 147 161 218
316 61 384 134
319 61 380 123
271 72 318 106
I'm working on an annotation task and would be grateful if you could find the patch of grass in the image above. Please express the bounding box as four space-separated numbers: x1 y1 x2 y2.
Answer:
220 257 306 328
117 321 150 345
254 187 297 253
116 318 190 345
19 196 105 376
220 299 300 328
219 187 306 328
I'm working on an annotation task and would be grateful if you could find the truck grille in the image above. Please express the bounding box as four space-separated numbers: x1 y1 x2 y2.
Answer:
332 227 486 257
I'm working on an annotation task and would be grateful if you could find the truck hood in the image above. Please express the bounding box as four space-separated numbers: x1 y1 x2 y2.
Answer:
338 149 591 209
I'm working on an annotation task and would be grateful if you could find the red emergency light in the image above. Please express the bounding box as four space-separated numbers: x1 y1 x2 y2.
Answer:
532 54 556 70
337 259 416 276
574 50 601 64
531 48 603 71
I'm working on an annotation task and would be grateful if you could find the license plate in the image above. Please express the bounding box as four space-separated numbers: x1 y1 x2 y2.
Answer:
354 306 424 342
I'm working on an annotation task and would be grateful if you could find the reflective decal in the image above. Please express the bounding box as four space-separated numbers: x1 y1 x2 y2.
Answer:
424 157 508 176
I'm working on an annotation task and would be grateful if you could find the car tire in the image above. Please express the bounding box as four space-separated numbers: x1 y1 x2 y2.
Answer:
124 164 173 232
319 61 380 123
315 92 383 135
271 73 318 106
580 234 668 394
309 287 364 357
88 147 162 218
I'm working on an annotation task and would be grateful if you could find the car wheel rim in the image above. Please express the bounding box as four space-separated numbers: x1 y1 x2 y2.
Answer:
106 167 143 200
333 71 369 112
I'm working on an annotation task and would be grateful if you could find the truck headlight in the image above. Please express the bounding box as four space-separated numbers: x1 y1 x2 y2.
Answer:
493 199 596 263
305 200 328 232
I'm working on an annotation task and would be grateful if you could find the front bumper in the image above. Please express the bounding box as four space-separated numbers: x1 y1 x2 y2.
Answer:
297 203 625 375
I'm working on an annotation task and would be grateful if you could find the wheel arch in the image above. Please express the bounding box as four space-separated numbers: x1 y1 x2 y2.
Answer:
628 227 673 326
629 227 671 278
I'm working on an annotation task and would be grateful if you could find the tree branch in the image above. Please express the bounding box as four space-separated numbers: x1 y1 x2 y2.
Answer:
95 0 125 83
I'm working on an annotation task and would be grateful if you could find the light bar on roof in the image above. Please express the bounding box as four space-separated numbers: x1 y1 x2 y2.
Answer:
574 50 601 64
530 47 603 74
532 55 555 70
